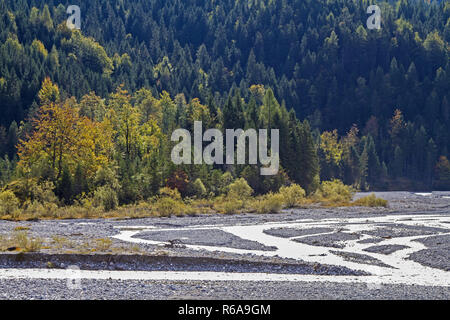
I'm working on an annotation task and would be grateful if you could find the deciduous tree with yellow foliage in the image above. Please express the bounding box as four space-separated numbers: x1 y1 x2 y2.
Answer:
18 79 112 180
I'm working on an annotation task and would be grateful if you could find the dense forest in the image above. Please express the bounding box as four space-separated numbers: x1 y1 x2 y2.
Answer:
0 0 449 213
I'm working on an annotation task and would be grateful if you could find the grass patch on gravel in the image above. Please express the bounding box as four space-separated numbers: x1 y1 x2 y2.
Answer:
352 194 388 207
0 231 43 252
0 229 145 255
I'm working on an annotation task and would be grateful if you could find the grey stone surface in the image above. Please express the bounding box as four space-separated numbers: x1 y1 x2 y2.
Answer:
263 227 334 238
330 251 394 268
293 232 360 249
135 229 277 251
363 245 409 255
0 279 448 300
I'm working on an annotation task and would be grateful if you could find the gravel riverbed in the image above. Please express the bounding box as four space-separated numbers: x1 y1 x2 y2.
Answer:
0 191 449 299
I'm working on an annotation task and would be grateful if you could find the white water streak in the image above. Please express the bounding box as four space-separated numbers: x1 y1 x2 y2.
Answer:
112 214 450 287
0 268 447 287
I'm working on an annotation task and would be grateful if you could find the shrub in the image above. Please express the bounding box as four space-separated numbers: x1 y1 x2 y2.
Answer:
93 186 119 211
220 172 234 191
3 178 58 208
57 205 92 219
261 169 291 194
5 178 36 202
94 167 120 190
31 181 58 205
23 201 59 219
159 187 181 200
255 193 285 214
227 178 253 200
119 176 142 204
191 178 207 198
207 170 226 195
315 179 355 203
279 184 306 207
184 204 201 216
0 190 20 215
214 199 243 215
166 169 189 195
308 174 321 195
353 194 388 207
154 197 185 217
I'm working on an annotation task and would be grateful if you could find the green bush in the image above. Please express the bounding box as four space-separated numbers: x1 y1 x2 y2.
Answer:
255 193 285 214
191 178 207 198
353 194 388 207
315 179 355 203
31 181 59 205
94 167 121 190
279 184 306 207
23 201 59 219
4 178 36 202
159 187 181 200
93 186 119 211
3 178 58 208
220 172 234 192
0 190 20 215
227 178 253 200
208 170 229 195
154 197 185 217
214 199 243 215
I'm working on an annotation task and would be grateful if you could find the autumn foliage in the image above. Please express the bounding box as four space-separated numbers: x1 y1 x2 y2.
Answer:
18 81 112 179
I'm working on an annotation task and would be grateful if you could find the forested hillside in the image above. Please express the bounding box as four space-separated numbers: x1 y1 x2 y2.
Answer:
0 0 449 213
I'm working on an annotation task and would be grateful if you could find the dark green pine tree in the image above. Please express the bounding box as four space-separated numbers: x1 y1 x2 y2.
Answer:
289 120 320 194
245 96 259 129
73 164 89 198
6 121 18 160
56 166 73 205
364 135 382 187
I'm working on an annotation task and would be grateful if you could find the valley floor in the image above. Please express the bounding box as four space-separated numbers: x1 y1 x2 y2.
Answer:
0 191 449 300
